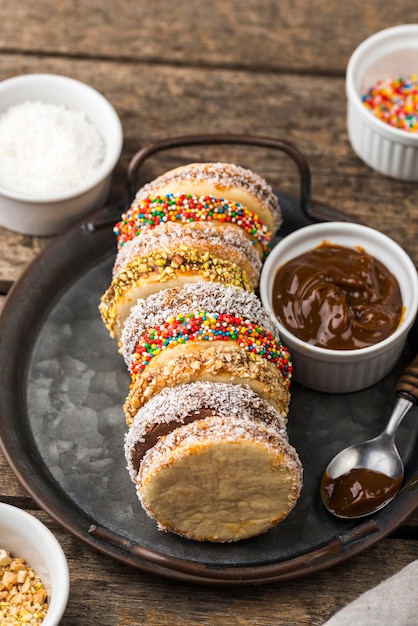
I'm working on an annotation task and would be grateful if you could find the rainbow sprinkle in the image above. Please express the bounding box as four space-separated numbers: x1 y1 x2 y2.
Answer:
114 193 271 255
130 311 292 384
362 75 418 132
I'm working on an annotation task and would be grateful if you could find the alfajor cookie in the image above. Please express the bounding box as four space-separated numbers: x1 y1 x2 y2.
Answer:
133 162 282 234
125 381 302 542
121 282 292 423
99 222 261 339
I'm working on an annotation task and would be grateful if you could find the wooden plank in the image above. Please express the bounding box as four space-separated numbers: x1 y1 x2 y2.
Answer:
24 512 418 626
1 0 418 74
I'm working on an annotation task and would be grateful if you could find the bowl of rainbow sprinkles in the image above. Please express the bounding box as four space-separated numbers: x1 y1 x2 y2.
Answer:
346 24 418 181
0 73 122 235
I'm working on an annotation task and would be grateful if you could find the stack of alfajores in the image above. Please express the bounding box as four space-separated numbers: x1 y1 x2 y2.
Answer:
99 162 303 543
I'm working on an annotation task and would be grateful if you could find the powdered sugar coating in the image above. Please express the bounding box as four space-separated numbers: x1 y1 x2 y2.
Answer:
121 282 282 366
125 381 289 480
112 221 262 280
135 162 282 231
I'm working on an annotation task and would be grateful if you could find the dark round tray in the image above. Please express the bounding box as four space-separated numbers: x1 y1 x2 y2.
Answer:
1 135 417 586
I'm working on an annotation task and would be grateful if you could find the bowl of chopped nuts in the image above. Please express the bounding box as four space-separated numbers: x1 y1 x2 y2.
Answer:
0 73 123 235
0 502 69 625
346 24 418 181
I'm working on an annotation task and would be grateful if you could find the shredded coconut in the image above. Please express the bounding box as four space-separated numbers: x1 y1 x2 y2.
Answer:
125 381 290 479
139 415 301 477
0 100 105 195
137 414 303 507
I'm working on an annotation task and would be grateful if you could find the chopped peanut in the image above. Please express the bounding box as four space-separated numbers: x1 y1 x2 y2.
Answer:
0 548 48 625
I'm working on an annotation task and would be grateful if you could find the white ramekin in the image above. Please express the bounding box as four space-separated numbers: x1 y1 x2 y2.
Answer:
0 73 123 235
260 222 418 394
346 24 418 181
0 502 70 625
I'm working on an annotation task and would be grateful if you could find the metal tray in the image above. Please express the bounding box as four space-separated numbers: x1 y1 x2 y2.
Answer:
1 135 417 586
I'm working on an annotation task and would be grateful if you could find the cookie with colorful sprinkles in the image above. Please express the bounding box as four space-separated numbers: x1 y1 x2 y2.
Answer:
125 381 302 542
121 282 292 423
132 161 282 235
114 192 273 258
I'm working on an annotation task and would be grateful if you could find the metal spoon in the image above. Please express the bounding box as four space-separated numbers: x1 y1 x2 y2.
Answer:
321 352 418 519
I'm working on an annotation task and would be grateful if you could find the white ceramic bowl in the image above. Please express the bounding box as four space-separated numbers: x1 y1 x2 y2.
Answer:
0 73 123 235
346 24 418 181
260 222 418 393
0 502 69 625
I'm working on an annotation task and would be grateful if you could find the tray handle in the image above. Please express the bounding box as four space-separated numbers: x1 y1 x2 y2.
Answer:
126 133 315 224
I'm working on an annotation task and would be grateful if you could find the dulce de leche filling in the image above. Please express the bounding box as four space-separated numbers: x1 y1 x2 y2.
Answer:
130 408 214 473
272 242 403 350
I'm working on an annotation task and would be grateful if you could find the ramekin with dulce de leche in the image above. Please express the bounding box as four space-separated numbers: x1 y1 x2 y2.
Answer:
260 222 418 393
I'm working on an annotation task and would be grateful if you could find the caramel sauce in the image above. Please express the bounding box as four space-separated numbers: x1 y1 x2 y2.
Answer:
272 242 403 350
321 468 403 517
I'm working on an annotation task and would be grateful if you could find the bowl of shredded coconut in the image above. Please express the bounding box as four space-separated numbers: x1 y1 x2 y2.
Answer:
0 73 123 235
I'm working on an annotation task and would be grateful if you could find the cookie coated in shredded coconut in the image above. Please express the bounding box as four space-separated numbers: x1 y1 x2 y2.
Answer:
137 414 303 505
121 282 281 365
125 381 289 480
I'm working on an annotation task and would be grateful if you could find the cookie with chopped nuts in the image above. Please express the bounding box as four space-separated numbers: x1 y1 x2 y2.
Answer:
99 222 260 340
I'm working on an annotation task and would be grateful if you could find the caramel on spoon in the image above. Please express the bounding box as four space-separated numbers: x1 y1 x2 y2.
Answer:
321 353 418 518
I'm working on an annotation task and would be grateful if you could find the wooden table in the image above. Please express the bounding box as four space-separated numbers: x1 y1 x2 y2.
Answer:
1 2 418 624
